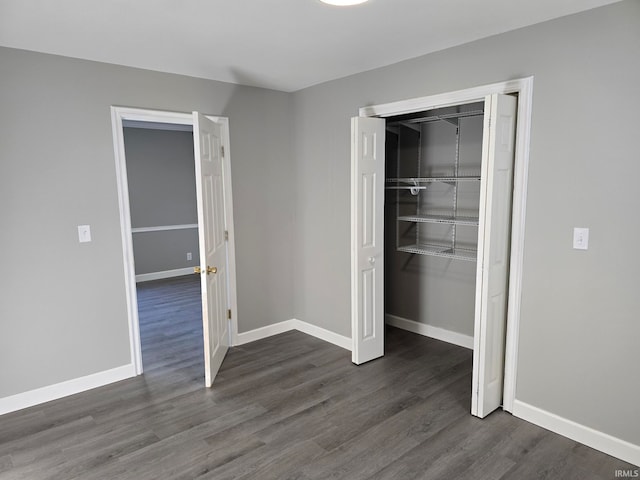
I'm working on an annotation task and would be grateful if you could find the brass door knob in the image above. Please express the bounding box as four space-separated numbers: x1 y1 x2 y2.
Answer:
207 266 218 274
194 266 202 274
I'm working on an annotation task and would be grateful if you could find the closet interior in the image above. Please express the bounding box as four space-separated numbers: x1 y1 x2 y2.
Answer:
384 101 485 341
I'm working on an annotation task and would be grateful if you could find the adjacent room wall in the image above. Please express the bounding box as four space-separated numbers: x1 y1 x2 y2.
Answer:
123 126 200 276
0 47 295 399
292 0 640 447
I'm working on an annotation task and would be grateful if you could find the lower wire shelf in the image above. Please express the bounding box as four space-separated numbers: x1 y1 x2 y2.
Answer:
397 244 477 262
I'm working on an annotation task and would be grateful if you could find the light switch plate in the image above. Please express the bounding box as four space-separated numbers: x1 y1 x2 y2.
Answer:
573 227 589 250
78 225 92 243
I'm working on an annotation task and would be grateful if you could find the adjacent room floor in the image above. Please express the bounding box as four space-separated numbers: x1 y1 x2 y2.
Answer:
136 274 204 375
0 276 635 479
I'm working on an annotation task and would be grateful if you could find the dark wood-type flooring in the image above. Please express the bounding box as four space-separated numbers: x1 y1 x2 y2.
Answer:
0 275 635 479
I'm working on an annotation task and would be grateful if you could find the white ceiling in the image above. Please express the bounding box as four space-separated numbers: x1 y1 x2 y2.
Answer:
0 0 621 92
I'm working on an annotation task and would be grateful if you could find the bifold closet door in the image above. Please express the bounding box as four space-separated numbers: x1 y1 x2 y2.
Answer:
472 94 518 418
193 112 230 387
351 116 386 365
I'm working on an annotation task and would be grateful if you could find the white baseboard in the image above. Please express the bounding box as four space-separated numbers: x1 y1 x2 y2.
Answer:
235 319 351 351
0 364 136 416
292 319 351 351
136 267 194 282
386 314 474 349
513 400 640 467
235 320 297 346
236 316 467 353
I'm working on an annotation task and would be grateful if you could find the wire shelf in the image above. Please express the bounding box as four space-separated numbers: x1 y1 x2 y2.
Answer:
387 176 481 184
388 109 485 126
397 214 479 226
397 244 477 261
389 107 482 262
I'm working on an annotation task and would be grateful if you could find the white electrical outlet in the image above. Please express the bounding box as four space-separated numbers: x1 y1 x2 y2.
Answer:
573 227 589 250
78 225 92 243
187 252 192 261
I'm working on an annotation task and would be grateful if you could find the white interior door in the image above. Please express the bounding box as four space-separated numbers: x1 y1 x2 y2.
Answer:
472 93 518 417
351 116 386 365
193 112 230 387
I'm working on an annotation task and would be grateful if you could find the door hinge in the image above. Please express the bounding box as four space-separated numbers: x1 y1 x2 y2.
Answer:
221 145 225 158
224 230 229 241
227 309 232 320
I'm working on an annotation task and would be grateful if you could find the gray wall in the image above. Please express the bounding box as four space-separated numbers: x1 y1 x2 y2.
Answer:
1 0 638 452
123 127 200 275
0 47 295 398
132 229 199 275
292 1 640 445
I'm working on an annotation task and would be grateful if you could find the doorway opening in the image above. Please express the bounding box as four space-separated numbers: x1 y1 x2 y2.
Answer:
111 107 239 386
351 78 534 416
121 122 203 374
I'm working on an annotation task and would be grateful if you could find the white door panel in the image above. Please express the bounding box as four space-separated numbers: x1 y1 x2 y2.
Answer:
193 112 229 387
351 116 385 365
472 94 517 418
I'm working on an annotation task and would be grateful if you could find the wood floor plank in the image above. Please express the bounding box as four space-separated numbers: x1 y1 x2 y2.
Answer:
1 416 95 466
0 275 635 479
0 455 13 473
365 414 505 480
210 439 327 480
498 432 585 480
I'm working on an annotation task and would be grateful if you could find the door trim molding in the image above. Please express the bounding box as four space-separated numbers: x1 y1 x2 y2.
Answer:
357 77 534 413
110 106 238 375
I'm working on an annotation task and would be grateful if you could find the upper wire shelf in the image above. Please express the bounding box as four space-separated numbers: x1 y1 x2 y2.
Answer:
385 177 481 193
397 214 479 226
387 177 481 183
387 109 485 127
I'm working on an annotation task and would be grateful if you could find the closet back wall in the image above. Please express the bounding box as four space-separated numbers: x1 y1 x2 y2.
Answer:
123 127 199 277
385 116 483 339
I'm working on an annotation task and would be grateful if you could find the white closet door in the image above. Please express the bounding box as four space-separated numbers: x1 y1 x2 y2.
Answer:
193 112 230 387
472 94 518 418
351 116 386 365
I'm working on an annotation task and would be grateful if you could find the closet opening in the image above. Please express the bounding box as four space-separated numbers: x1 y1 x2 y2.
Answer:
383 102 486 410
351 84 528 418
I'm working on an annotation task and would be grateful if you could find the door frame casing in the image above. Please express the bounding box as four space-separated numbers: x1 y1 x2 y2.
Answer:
110 106 239 375
355 76 534 413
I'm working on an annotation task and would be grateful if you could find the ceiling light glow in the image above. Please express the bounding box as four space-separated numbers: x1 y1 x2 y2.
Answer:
320 0 369 6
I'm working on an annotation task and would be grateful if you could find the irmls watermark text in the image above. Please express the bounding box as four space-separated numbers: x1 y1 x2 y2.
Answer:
615 470 639 478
